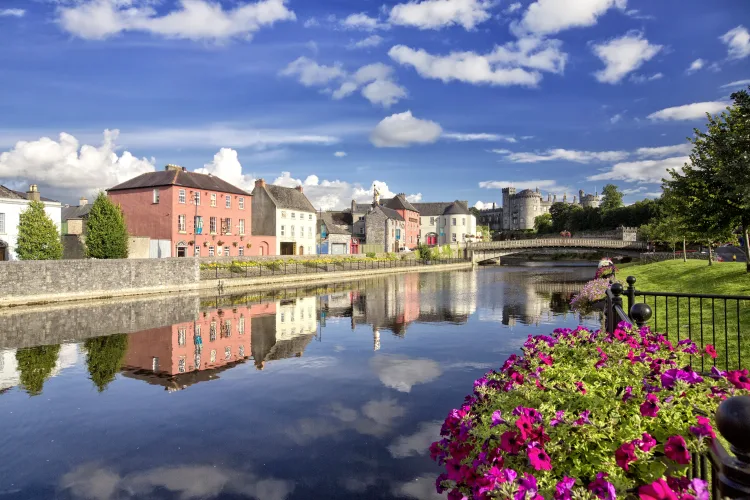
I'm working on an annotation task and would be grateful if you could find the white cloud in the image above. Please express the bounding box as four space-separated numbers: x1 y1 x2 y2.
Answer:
492 148 628 163
443 133 517 142
474 201 495 209
348 35 384 49
303 17 319 28
340 12 388 31
720 79 750 89
630 72 663 84
388 37 567 87
370 111 442 148
0 130 155 193
58 0 295 41
687 58 705 74
588 156 688 183
505 2 522 14
388 421 442 458
479 179 570 192
389 0 493 30
720 25 750 60
635 143 692 158
370 354 442 392
610 113 623 124
281 58 407 108
622 187 645 195
647 101 729 121
592 32 662 84
392 474 445 500
0 8 25 17
333 151 347 157
194 148 256 191
516 0 627 36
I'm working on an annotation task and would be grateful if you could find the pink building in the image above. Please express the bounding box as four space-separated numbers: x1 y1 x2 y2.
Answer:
108 164 275 258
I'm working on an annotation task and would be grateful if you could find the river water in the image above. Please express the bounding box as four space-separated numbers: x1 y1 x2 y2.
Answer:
0 266 599 500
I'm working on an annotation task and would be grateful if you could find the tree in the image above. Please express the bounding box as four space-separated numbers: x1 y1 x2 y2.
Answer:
15 200 63 260
469 207 482 219
476 225 491 241
534 213 553 233
15 345 61 396
86 193 129 259
600 184 624 213
84 334 129 392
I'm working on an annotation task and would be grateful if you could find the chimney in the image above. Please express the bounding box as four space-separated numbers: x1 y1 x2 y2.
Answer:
26 184 40 202
165 164 183 172
295 185 304 193
79 197 88 206
351 199 356 213
255 179 266 189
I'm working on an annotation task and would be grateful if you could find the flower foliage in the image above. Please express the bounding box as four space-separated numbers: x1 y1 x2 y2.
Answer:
595 264 618 280
430 324 749 499
569 278 613 314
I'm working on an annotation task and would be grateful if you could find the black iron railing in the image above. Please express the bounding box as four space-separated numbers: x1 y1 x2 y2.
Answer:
605 276 750 499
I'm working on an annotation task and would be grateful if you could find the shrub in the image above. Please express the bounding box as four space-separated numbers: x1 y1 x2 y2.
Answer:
86 193 128 259
431 324 748 500
366 252 376 258
16 200 62 260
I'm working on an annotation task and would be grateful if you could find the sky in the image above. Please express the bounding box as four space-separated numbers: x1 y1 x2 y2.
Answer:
0 0 748 210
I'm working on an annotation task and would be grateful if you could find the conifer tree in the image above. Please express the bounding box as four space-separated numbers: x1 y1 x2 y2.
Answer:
16 200 63 260
86 193 129 259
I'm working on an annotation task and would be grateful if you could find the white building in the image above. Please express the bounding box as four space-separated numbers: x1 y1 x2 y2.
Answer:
251 179 317 256
276 297 318 341
0 185 62 261
412 201 477 246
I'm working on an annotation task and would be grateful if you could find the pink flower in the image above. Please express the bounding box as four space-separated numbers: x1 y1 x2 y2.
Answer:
622 386 634 402
640 394 660 417
664 435 691 465
499 431 523 455
575 381 587 395
638 433 657 452
491 410 506 428
639 479 678 500
704 344 717 358
528 446 552 471
554 477 576 500
550 411 565 427
588 472 616 500
515 416 534 440
615 441 637 471
573 410 591 426
539 352 554 366
689 416 716 439
727 369 750 390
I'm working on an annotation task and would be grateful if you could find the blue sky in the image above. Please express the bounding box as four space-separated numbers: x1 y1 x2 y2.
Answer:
0 0 748 209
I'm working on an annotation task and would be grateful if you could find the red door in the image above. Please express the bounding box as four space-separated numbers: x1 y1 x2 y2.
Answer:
351 239 359 254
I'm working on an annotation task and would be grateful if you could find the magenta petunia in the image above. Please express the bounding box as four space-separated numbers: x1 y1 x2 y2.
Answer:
622 386 634 402
726 369 750 390
491 410 506 428
704 344 717 359
515 416 535 440
638 433 657 452
550 410 565 427
573 410 591 426
499 430 523 455
689 416 716 439
575 381 587 394
639 479 678 500
640 394 660 417
664 435 691 465
588 472 617 500
554 477 576 500
528 446 552 471
615 441 637 471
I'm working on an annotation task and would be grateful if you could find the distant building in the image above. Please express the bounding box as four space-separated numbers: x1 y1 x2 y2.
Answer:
109 165 273 258
477 203 503 232
250 179 317 256
384 194 420 250
498 186 601 231
319 211 356 255
0 184 62 261
364 204 405 253
61 197 92 236
412 201 477 246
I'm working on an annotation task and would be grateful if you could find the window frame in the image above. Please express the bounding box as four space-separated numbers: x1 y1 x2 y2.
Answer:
239 197 245 210
210 193 217 207
0 212 5 234
178 189 186 204
178 214 186 232
152 188 160 204
225 195 231 209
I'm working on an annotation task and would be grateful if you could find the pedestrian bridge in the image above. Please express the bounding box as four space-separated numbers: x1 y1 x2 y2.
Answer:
467 238 646 263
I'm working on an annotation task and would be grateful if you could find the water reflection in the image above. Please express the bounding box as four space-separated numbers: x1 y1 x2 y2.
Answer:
0 267 599 500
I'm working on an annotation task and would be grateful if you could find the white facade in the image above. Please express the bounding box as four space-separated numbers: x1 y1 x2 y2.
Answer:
276 208 317 256
0 190 62 261
276 297 318 340
419 214 477 245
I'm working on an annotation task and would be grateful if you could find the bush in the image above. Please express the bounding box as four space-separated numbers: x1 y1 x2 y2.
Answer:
431 324 748 500
366 252 376 258
15 201 62 260
86 193 128 259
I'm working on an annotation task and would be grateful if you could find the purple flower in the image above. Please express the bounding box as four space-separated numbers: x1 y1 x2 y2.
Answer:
491 410 506 428
690 479 709 500
622 386 634 402
710 366 725 379
550 410 565 427
640 394 660 417
528 446 552 471
639 479 678 500
502 469 517 483
573 410 591 426
554 477 576 500
615 441 637 471
474 377 489 389
588 472 616 500
689 416 716 439
516 473 538 500
638 433 657 452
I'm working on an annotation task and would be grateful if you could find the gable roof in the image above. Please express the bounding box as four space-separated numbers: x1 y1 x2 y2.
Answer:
108 169 250 196
0 185 59 203
260 184 317 212
321 211 352 234
351 201 372 213
62 204 93 220
376 205 404 221
444 201 471 215
385 194 418 213
412 201 470 216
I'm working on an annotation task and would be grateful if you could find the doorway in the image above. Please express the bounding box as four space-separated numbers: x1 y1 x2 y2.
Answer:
0 242 6 261
177 246 187 257
299 245 304 255
280 242 295 255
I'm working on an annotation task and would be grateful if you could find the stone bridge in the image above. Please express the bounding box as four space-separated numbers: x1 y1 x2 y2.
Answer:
467 238 646 263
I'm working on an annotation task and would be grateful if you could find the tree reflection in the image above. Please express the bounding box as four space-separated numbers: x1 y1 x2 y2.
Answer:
84 334 128 392
15 344 61 396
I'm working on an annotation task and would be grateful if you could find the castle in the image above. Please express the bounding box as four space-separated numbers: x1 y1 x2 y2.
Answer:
479 187 600 231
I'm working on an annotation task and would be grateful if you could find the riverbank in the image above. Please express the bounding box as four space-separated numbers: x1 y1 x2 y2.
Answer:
620 260 748 295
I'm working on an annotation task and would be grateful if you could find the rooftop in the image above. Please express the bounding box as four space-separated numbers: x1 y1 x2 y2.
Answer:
412 201 470 216
385 194 419 213
261 184 317 212
62 204 93 220
321 211 352 235
108 166 251 196
377 205 404 221
0 184 59 203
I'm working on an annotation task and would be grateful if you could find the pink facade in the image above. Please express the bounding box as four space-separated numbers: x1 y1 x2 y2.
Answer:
393 207 420 250
109 178 275 257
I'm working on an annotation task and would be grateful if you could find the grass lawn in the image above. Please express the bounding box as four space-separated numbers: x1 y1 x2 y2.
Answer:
614 260 750 371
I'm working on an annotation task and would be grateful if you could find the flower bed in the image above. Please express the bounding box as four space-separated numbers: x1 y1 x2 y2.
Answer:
430 323 750 499
570 278 615 314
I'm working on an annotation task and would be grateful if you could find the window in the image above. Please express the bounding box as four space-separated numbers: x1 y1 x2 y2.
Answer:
239 197 245 209
196 324 201 338
225 195 231 208
239 345 245 357
452 233 457 242
462 218 466 226
291 225 295 237
281 211 287 218
299 213 304 220
309 214 313 220
152 188 160 204
239 219 245 235
360 227 365 234
281 225 285 236
178 215 186 232
225 347 231 360
194 191 200 205
452 218 457 226
224 246 230 256
194 246 200 257
308 227 312 238
358 216 364 221
210 217 217 234
238 247 244 256
178 357 186 373
280 312 285 323
210 322 217 341
208 246 214 257
430 217 434 225
0 213 4 234
223 218 231 234
152 357 159 372
210 193 217 207
224 320 231 337
291 212 296 219
179 189 186 204
239 316 245 335
210 349 217 363
194 216 203 233
178 328 186 346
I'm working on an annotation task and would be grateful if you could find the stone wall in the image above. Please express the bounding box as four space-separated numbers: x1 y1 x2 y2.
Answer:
0 293 199 349
573 227 638 241
0 258 199 306
365 208 387 252
62 234 87 259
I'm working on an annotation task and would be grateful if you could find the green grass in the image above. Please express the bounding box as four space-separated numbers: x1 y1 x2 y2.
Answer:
615 260 750 371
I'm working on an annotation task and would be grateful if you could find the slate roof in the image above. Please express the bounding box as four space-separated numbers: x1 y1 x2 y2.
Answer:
377 205 404 221
385 194 419 213
351 202 373 213
321 211 352 235
261 184 317 212
62 204 93 220
412 201 470 216
0 185 59 203
444 200 471 215
108 169 251 196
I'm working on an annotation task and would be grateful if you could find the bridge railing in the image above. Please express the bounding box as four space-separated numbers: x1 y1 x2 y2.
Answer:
468 238 646 250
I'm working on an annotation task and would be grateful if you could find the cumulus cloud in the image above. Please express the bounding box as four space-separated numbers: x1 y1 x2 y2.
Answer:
479 179 570 192
491 148 628 163
635 143 692 158
340 12 388 31
0 130 155 193
515 0 627 36
505 2 522 14
370 354 442 392
474 201 495 209
687 58 705 74
720 25 750 60
388 421 442 458
194 148 256 191
622 187 645 195
0 8 25 17
333 151 347 157
389 37 567 87
443 133 517 142
588 156 688 183
720 79 750 89
58 0 295 41
647 101 729 121
347 35 384 49
281 57 407 107
370 111 442 148
388 0 493 30
591 32 662 84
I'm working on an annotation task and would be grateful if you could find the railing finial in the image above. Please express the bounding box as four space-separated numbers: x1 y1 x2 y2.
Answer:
630 303 652 328
716 395 750 463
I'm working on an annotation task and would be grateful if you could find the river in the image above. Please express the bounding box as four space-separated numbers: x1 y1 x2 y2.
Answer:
0 266 599 500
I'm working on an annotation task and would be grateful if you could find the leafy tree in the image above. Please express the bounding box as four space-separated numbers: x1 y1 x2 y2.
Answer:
534 213 553 233
476 225 491 241
15 344 61 396
84 334 129 392
16 200 63 260
600 184 624 213
469 207 481 219
86 193 129 259
549 203 575 233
